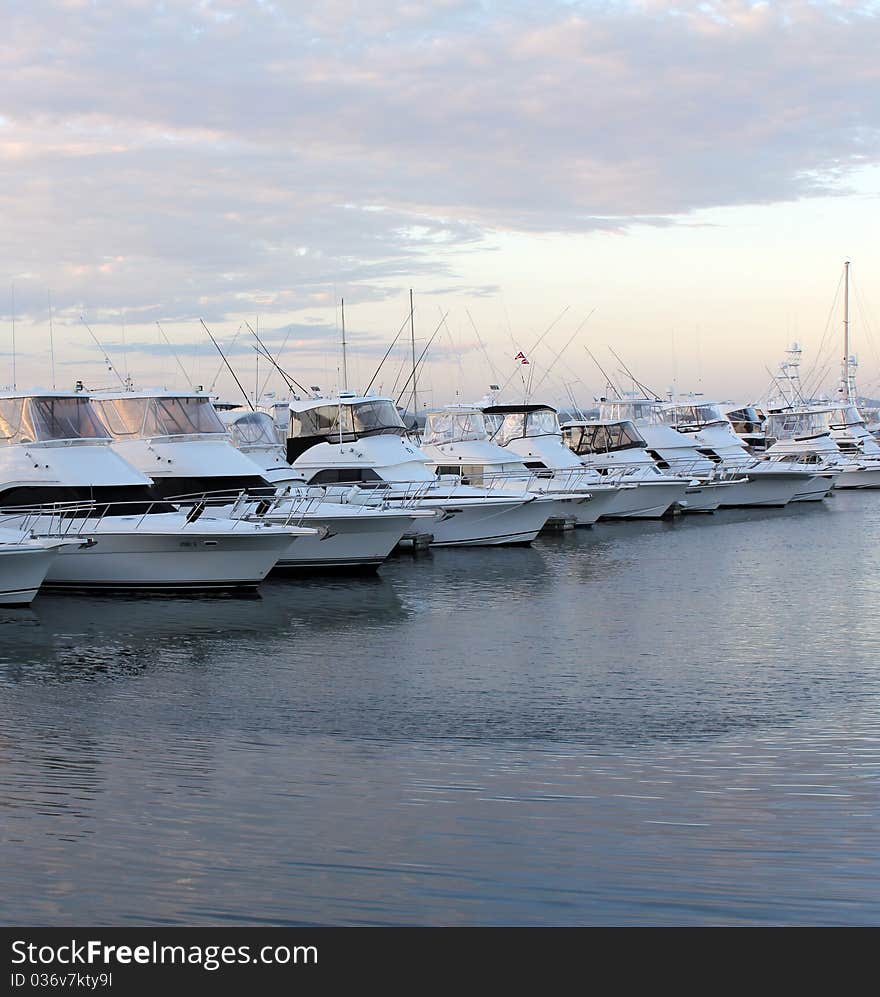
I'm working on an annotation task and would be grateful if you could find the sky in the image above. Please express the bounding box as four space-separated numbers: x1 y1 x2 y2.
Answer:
2 0 880 410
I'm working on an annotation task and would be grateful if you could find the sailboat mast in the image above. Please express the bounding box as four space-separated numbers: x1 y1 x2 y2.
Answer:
843 260 851 401
341 298 349 391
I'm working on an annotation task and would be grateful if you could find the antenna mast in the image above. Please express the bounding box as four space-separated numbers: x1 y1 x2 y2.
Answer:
200 319 254 410
10 284 15 390
843 260 852 402
48 290 56 389
409 289 417 417
341 298 349 391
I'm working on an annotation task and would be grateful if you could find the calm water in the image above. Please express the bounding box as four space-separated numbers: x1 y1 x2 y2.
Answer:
1 491 879 925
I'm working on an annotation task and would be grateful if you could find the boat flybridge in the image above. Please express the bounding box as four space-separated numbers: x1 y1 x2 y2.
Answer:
659 396 829 504
217 406 435 569
285 392 555 546
559 419 691 518
0 391 303 590
418 405 606 526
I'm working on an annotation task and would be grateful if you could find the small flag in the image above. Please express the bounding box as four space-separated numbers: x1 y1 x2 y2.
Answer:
514 351 530 365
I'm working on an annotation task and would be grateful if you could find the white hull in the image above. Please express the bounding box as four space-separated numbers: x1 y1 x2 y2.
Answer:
0 545 60 605
19 514 297 591
791 474 838 502
834 465 880 489
271 510 419 569
680 482 726 513
601 480 689 519
405 496 549 546
570 486 624 526
716 471 803 508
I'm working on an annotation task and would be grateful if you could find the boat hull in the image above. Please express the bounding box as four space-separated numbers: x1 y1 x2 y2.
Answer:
834 465 880 489
406 496 549 546
271 510 420 569
600 480 689 519
680 482 726 513
0 546 60 605
569 486 624 526
716 471 803 508
790 474 838 502
19 514 296 591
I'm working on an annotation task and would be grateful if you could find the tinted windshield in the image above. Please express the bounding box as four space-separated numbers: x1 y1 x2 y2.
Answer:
728 406 762 426
290 400 404 441
0 397 109 443
563 421 646 454
351 400 405 434
95 396 226 438
423 411 487 445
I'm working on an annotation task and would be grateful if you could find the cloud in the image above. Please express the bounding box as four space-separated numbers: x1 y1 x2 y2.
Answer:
1 0 879 327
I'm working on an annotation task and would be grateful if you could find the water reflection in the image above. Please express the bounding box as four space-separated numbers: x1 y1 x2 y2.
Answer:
1 492 879 925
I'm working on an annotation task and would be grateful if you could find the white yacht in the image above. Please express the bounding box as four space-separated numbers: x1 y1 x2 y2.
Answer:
762 338 879 490
0 525 86 605
218 406 436 569
0 391 306 591
595 398 733 512
818 403 880 487
475 403 636 524
659 396 824 505
418 405 601 526
763 406 876 489
560 419 691 518
285 393 554 546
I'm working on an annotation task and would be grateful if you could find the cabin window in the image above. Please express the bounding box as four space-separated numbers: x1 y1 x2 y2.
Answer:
434 464 485 485
307 468 383 484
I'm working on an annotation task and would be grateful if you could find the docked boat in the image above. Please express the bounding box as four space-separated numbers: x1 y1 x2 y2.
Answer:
285 393 553 546
659 397 819 506
218 406 436 569
762 337 878 491
595 398 735 512
0 525 87 605
0 391 305 591
476 403 633 524
418 405 595 526
560 419 691 518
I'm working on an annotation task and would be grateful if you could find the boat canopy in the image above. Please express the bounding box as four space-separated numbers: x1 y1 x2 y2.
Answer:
0 395 109 444
598 399 661 424
288 399 405 442
562 420 646 454
765 409 830 441
422 410 488 446
483 406 561 445
664 402 728 427
221 410 280 449
93 395 227 439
